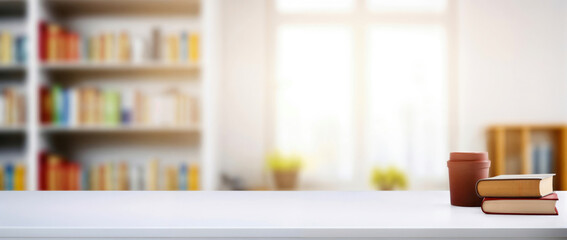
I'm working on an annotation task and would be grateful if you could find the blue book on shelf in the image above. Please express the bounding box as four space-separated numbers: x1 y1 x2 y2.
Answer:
62 89 70 126
15 36 26 63
179 163 188 190
82 167 89 190
4 163 13 190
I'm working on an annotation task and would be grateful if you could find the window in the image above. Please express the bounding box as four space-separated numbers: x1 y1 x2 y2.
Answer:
271 0 454 189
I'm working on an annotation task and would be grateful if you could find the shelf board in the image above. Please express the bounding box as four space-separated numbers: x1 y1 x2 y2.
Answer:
45 0 200 16
0 64 25 72
41 125 201 134
0 126 25 133
41 62 200 72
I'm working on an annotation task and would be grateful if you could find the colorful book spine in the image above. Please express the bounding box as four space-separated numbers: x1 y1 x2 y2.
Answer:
189 33 199 63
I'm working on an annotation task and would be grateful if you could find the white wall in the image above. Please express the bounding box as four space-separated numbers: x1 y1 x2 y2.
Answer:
220 0 268 189
458 0 567 151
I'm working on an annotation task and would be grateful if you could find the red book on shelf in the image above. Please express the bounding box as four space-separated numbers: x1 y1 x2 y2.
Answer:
38 21 47 62
39 86 51 125
482 193 559 215
38 151 48 190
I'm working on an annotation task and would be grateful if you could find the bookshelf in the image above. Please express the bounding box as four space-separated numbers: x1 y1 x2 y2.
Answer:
0 0 26 191
487 124 567 190
0 0 222 191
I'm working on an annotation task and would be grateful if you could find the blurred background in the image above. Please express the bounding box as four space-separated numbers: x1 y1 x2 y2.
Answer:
0 0 566 191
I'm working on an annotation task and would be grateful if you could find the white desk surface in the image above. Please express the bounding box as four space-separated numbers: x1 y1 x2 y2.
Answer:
0 191 565 239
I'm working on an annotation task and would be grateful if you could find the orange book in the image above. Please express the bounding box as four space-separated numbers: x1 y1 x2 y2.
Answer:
68 163 80 190
0 165 4 190
47 24 60 62
98 164 105 190
99 34 105 62
119 31 130 62
47 155 61 190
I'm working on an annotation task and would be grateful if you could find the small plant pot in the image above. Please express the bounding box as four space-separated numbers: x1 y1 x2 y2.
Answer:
272 170 299 190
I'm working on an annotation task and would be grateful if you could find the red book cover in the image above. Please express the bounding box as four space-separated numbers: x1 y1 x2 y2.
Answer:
38 151 48 190
482 193 559 215
39 86 50 125
38 21 47 62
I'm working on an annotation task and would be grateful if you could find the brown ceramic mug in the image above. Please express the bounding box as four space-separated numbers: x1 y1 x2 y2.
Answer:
447 152 491 207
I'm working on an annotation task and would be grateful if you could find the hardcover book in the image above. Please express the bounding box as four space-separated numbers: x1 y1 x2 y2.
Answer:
476 174 554 198
482 193 559 215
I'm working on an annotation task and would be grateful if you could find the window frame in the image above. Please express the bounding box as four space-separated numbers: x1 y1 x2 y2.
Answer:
266 0 458 189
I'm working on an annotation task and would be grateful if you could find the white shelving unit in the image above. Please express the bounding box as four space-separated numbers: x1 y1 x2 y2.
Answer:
17 0 221 190
0 0 27 187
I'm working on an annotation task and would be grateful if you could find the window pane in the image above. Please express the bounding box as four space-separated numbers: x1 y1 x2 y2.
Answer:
365 24 447 188
367 0 447 13
276 0 354 13
275 25 354 187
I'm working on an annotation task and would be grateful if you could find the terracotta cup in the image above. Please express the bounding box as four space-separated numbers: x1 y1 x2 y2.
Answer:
447 152 491 207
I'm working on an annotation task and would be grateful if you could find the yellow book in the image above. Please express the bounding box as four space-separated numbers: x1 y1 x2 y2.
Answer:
189 33 199 63
119 32 130 62
189 163 199 190
147 159 159 190
0 165 4 190
166 166 178 190
106 33 114 62
0 31 12 64
118 162 128 190
168 34 179 63
14 163 25 190
90 165 98 190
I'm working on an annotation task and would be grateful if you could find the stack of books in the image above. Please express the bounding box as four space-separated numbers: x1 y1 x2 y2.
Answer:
476 174 558 215
38 152 200 191
0 162 26 191
0 87 25 127
0 31 26 64
39 85 199 127
39 21 199 63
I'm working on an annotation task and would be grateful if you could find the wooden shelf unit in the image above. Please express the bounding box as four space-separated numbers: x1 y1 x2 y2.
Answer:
487 124 567 190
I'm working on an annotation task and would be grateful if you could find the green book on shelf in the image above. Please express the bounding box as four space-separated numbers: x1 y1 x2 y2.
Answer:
51 85 63 125
104 90 120 126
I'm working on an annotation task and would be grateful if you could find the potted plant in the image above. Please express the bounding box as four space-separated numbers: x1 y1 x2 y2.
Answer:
266 151 302 190
371 166 408 190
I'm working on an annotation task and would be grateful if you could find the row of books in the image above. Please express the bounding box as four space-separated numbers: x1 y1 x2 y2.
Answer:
39 22 200 63
0 162 26 191
0 31 26 64
39 152 200 191
0 87 25 127
39 86 199 127
477 174 558 215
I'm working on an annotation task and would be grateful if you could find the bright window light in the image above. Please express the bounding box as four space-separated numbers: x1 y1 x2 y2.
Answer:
275 25 354 185
367 0 447 13
276 0 355 13
364 24 448 184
